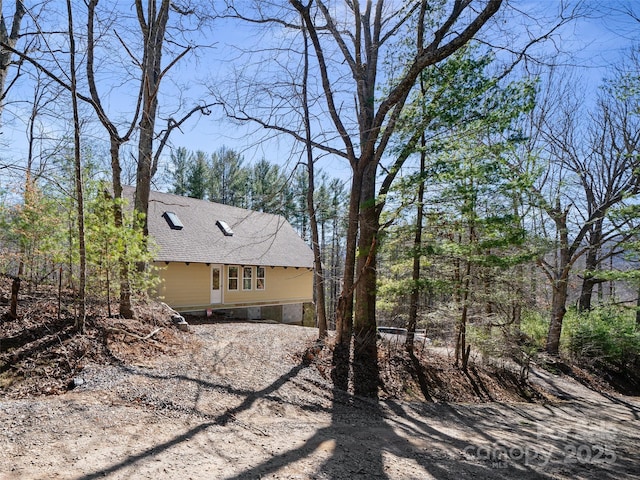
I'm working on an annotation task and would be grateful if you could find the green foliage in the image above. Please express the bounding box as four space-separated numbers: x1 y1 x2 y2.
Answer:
462 306 640 373
291 168 309 241
83 182 159 298
392 43 537 152
166 146 298 219
168 147 190 196
0 159 160 307
520 310 549 350
186 151 210 200
467 320 540 381
565 306 640 366
250 158 294 216
467 323 500 358
208 146 250 207
0 181 68 283
376 42 539 333
163 146 349 324
376 218 453 322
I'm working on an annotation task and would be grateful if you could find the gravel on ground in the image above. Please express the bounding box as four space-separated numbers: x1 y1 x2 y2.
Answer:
1 321 638 480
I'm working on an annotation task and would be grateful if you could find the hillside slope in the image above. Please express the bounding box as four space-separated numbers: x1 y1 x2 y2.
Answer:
1 321 638 479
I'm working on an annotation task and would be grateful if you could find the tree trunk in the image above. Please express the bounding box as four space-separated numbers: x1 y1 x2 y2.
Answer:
109 139 134 319
9 275 20 319
578 226 601 312
290 0 504 396
67 0 86 331
406 136 426 353
301 18 327 339
334 170 362 345
135 0 170 237
329 214 340 329
455 260 472 369
353 163 378 339
353 162 379 398
87 1 135 319
512 265 523 331
578 274 597 313
546 209 571 355
135 101 156 235
546 276 568 355
0 0 26 125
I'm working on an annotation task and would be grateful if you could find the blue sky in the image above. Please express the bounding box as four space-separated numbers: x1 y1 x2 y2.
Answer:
167 1 639 178
1 1 639 188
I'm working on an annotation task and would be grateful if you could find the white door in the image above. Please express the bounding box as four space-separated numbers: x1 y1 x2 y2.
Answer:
210 265 222 304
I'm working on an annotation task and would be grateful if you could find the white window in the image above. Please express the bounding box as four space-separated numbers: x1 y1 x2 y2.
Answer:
228 266 238 290
243 266 253 290
212 268 220 290
256 266 265 290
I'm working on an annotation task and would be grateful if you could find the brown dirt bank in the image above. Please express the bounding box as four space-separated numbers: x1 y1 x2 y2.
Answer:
1 321 638 479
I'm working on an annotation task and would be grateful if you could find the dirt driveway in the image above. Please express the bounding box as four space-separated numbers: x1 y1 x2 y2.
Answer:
1 322 638 479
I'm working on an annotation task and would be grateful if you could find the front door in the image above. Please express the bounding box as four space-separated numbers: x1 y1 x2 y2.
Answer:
210 264 222 304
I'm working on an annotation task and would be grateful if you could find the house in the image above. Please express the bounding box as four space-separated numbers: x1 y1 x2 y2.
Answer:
137 188 315 324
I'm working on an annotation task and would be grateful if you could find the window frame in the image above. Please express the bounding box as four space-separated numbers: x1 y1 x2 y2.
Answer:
228 265 239 291
242 266 253 291
256 266 265 290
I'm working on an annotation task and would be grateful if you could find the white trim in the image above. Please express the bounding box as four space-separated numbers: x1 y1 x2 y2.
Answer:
210 264 222 304
242 266 253 291
256 266 266 290
228 265 239 291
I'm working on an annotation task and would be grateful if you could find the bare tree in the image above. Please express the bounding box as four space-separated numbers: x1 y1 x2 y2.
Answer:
215 0 513 396
133 0 214 237
299 14 327 339
87 0 213 315
525 68 640 355
85 0 144 318
1 1 214 317
66 0 86 329
406 124 426 354
0 0 26 125
134 0 172 235
576 87 640 312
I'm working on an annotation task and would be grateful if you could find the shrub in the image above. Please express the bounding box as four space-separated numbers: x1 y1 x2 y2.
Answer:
566 306 640 366
520 310 549 350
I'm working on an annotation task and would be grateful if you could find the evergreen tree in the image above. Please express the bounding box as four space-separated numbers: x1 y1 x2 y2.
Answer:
84 182 158 311
291 167 309 241
169 147 191 196
249 158 292 215
378 45 537 364
208 146 250 207
186 150 210 200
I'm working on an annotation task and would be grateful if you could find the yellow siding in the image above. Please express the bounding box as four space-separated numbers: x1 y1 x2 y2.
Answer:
154 262 313 309
154 262 210 307
224 265 313 305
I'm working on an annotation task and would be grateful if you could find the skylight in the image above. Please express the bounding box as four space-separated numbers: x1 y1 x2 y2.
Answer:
163 211 184 230
216 220 234 236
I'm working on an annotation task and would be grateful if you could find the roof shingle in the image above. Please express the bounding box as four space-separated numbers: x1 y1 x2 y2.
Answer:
127 187 314 268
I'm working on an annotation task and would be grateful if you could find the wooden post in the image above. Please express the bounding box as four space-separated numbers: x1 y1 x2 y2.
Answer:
58 267 62 322
9 275 20 319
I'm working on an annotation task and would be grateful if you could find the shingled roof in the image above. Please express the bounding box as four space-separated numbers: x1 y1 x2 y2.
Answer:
126 187 314 268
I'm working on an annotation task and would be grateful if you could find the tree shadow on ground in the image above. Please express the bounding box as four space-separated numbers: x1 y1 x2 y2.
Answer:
219 349 559 480
407 349 434 402
74 360 311 480
73 339 639 480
